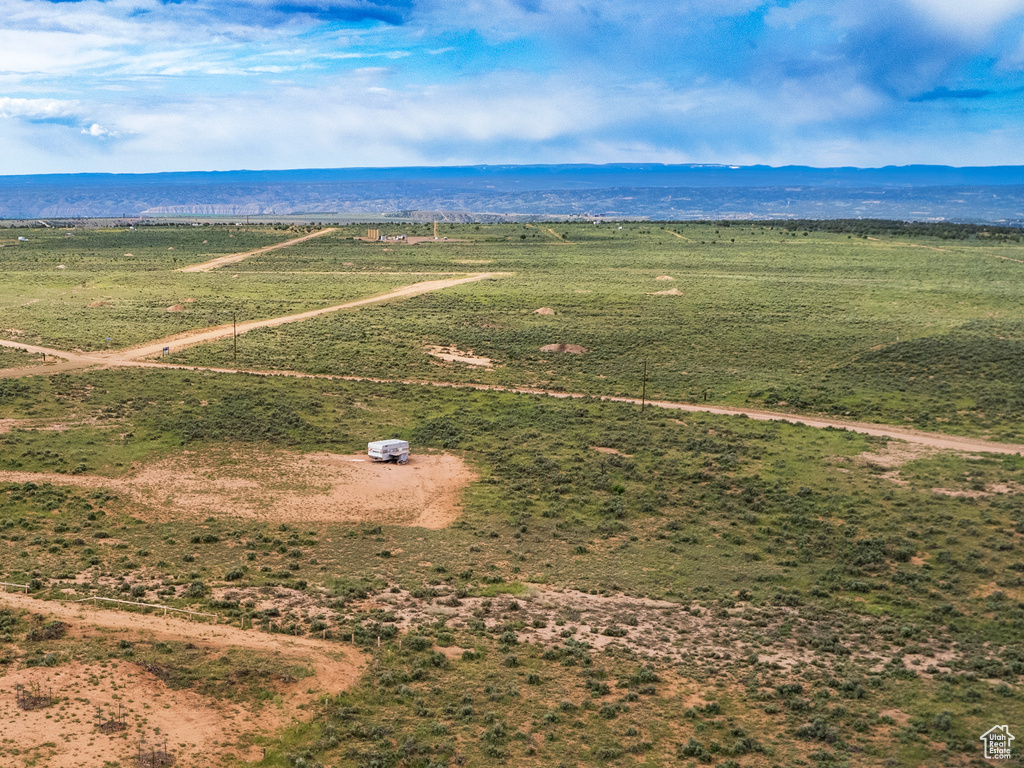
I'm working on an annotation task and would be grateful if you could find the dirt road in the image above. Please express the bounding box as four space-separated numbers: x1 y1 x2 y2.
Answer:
177 227 337 272
101 362 1024 455
0 590 366 767
107 272 506 360
0 589 366 687
0 272 506 374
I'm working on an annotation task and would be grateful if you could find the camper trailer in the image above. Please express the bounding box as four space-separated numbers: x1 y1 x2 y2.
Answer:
368 439 409 464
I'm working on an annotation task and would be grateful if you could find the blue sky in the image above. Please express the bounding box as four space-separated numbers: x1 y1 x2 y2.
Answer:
1 0 1023 173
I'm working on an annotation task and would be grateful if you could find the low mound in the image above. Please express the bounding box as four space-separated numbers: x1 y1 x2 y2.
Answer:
166 304 184 312
0 449 476 529
533 307 555 315
87 301 110 308
655 275 674 281
182 297 196 303
540 343 586 354
651 288 683 296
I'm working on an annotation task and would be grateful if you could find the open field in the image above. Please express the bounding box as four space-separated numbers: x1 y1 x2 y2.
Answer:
160 220 1024 440
0 221 1022 767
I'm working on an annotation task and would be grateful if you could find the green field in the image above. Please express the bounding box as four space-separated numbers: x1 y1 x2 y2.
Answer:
0 221 1022 767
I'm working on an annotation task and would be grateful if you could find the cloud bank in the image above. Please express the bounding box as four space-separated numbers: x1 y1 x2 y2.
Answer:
0 0 1022 172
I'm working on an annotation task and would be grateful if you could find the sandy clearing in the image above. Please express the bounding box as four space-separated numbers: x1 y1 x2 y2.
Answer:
178 228 336 273
0 591 366 768
591 446 632 456
427 345 493 367
533 307 555 315
540 343 586 353
0 450 476 528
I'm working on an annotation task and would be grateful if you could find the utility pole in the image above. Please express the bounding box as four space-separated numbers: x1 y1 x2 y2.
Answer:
233 312 237 363
641 360 647 413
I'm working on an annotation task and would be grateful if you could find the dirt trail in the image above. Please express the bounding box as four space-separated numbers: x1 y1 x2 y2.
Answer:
106 273 505 360
0 591 366 767
105 362 1024 455
177 227 336 272
0 590 366 687
0 273 507 375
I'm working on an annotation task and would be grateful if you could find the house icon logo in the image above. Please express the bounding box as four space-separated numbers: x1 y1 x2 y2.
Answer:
981 725 1015 760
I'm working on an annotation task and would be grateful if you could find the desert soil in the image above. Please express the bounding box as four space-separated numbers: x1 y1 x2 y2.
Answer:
0 450 476 528
0 590 366 768
427 345 493 367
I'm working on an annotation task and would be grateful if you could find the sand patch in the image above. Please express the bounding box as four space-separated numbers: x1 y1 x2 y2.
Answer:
650 288 683 296
0 449 476 529
655 275 674 281
0 592 366 768
165 304 184 312
0 661 281 768
591 446 632 457
427 345 493 367
540 343 586 354
533 307 555 315
857 442 939 469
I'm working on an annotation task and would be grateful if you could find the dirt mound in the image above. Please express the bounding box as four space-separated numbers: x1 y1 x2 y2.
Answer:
182 297 195 303
0 449 477 529
533 307 555 315
165 304 184 312
655 275 674 281
540 343 586 354
87 301 110 308
651 288 683 296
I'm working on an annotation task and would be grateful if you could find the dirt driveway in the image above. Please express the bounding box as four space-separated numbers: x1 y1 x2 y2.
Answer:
177 227 336 272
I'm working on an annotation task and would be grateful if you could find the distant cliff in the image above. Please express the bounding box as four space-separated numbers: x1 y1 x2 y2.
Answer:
0 164 1021 223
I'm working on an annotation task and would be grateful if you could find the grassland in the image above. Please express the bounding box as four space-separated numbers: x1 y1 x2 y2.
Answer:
0 222 1022 767
166 221 1024 440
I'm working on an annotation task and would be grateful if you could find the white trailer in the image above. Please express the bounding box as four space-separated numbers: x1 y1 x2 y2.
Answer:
368 439 409 464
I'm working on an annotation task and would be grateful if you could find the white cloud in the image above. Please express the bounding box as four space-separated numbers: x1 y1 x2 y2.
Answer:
0 96 79 119
902 0 1024 36
82 122 115 138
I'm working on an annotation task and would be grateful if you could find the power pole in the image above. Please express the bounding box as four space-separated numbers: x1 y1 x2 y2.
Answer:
233 312 237 363
641 360 647 413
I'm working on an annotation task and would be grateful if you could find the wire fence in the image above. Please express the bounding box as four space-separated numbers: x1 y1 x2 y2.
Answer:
74 596 218 622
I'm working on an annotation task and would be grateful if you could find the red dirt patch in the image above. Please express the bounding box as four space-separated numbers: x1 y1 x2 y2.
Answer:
0 449 477 529
0 592 366 768
540 343 586 354
165 304 184 312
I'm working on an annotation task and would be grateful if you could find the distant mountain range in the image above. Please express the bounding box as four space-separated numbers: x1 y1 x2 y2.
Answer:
0 164 1022 224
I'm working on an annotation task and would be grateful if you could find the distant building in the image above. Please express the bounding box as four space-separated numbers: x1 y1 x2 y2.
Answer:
367 228 381 240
